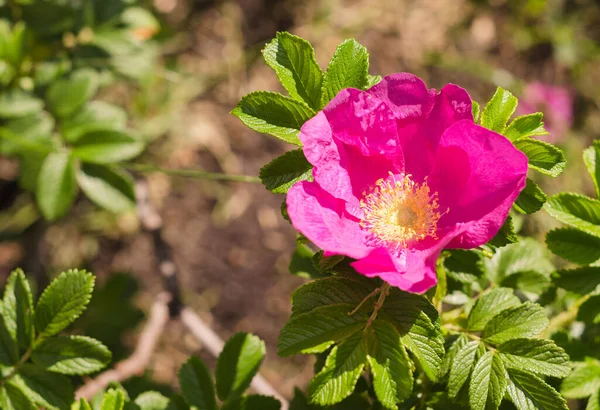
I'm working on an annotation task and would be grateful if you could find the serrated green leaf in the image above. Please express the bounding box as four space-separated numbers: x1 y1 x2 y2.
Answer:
134 391 170 410
0 383 36 410
62 101 128 143
382 288 444 382
32 335 111 375
178 356 217 410
483 302 549 345
46 69 99 118
0 88 44 119
278 304 367 356
440 334 468 379
0 301 18 365
13 364 74 410
562 361 600 399
514 138 566 177
468 288 521 331
366 74 382 88
312 252 346 274
485 238 554 284
308 332 367 406
480 87 518 133
216 332 265 401
77 164 136 213
552 266 600 295
35 269 95 338
506 369 568 410
291 276 376 317
583 141 600 198
71 130 144 164
505 113 549 141
100 389 125 410
588 389 600 410
2 268 34 349
469 352 507 410
259 149 313 193
545 193 600 238
489 216 518 247
36 152 77 221
320 39 369 107
514 178 547 214
498 338 570 378
546 228 600 265
444 249 484 278
263 32 323 110
232 91 315 145
448 340 481 398
365 319 413 409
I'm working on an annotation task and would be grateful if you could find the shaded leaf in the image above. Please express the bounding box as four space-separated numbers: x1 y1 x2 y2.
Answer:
36 152 77 221
546 228 600 265
178 356 217 410
259 149 313 193
77 164 136 213
544 193 600 238
514 178 547 214
552 266 600 295
13 364 73 410
71 130 144 164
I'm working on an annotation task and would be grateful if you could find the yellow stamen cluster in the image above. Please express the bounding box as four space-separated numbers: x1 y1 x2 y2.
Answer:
360 173 443 250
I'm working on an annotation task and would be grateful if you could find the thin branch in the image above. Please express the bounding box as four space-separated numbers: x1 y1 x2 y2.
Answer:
76 293 171 400
123 163 261 183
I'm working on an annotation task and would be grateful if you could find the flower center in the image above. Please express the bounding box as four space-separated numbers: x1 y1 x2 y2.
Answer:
359 173 443 249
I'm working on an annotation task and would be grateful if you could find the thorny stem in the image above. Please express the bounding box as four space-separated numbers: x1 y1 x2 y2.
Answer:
122 163 261 183
366 283 391 327
347 287 383 316
0 347 32 388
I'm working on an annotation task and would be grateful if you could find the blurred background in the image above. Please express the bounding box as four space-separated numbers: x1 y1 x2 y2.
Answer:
0 0 599 399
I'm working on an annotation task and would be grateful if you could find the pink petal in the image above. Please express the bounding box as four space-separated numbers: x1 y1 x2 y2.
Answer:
428 120 528 248
367 73 437 120
286 180 372 259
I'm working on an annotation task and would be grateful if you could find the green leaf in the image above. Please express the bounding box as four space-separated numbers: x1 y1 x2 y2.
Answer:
544 193 600 238
505 113 549 141
77 164 136 213
308 332 367 406
46 69 99 118
0 301 18 365
291 276 376 317
259 149 313 193
278 304 367 356
263 32 323 110
382 288 444 382
483 302 549 345
289 244 321 279
0 111 54 155
100 389 126 410
484 238 554 284
506 369 568 410
469 352 507 410
546 227 600 265
448 340 481 398
0 88 44 119
71 130 145 164
222 395 282 410
2 268 34 349
0 383 36 410
489 216 518 247
440 334 468 379
468 288 520 331
480 87 518 133
216 332 265 401
31 335 111 375
365 319 413 409
498 338 570 378
472 100 480 122
12 364 74 410
18 151 48 192
73 398 93 410
35 269 95 338
514 178 547 214
561 361 600 398
61 101 128 143
366 75 382 88
320 39 369 107
588 389 600 410
583 141 600 198
178 356 217 410
552 266 600 295
36 152 77 221
232 91 315 145
134 392 170 410
514 138 566 177
578 295 600 324
500 270 552 296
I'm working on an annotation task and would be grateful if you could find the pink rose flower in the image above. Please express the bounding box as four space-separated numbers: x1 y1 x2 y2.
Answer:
517 82 573 144
286 73 528 293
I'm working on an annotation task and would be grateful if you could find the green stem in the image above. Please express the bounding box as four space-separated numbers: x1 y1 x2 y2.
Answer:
121 163 261 183
0 347 32 388
347 287 382 316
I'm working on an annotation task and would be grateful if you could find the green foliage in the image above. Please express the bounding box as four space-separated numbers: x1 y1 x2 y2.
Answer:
513 138 566 177
178 357 217 410
480 87 518 133
514 178 547 214
259 149 313 194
